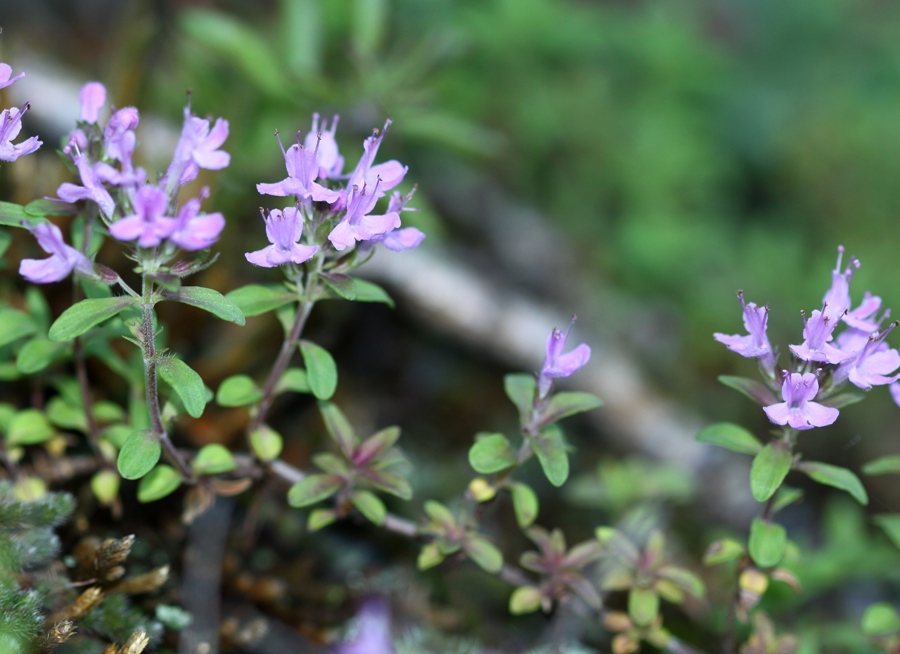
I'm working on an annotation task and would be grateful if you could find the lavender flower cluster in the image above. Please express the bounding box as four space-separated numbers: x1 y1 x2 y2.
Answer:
715 247 900 430
0 62 42 163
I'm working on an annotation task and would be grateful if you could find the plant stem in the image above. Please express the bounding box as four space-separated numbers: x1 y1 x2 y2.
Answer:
140 278 192 480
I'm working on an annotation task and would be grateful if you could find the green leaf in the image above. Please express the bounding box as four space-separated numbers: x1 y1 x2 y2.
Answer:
510 482 539 528
276 368 310 394
696 422 763 455
48 297 135 342
658 565 705 598
750 442 793 502
117 430 161 480
45 397 87 431
0 309 37 348
300 340 337 400
628 587 659 627
360 469 413 499
718 375 778 406
90 470 121 505
424 500 456 529
193 444 237 475
94 401 125 423
307 509 338 532
16 338 68 374
24 198 78 218
225 284 296 316
819 391 866 409
6 409 55 446
771 485 804 514
539 391 603 426
287 474 344 507
162 286 245 325
319 272 357 300
0 200 43 227
25 286 52 333
748 518 787 567
350 490 386 525
137 465 182 503
797 461 868 505
531 423 569 487
216 375 263 407
509 586 543 615
351 279 394 307
157 357 208 418
862 603 900 636
313 452 350 475
318 401 358 455
417 543 444 570
504 373 536 424
873 515 900 551
702 538 745 566
101 424 132 449
463 535 503 573
355 426 401 465
468 432 517 473
250 426 283 461
862 455 900 476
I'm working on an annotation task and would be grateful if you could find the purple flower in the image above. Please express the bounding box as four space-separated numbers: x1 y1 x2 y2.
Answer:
838 292 891 354
328 182 401 251
891 382 900 408
169 188 225 251
714 291 775 372
165 108 230 188
763 372 839 430
245 207 318 267
103 107 139 164
0 104 42 162
358 188 425 252
257 139 340 204
834 324 900 390
56 155 116 218
304 113 344 179
0 63 25 90
538 320 591 398
333 599 394 654
19 222 94 284
109 186 177 248
79 82 106 124
789 308 853 364
822 246 859 322
347 120 407 195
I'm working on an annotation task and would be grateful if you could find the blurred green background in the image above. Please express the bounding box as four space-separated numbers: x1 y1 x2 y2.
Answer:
3 0 900 650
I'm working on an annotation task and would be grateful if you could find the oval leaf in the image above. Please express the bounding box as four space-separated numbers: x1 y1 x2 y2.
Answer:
748 517 787 568
300 340 337 400
539 391 603 426
250 425 283 462
463 535 503 573
287 474 344 507
509 586 543 615
226 284 296 317
193 444 237 475
718 375 779 406
750 442 793 502
798 461 868 505
350 490 386 525
504 373 536 424
6 409 55 446
351 279 394 307
510 482 539 528
862 603 900 636
48 297 135 342
307 508 338 532
318 401 358 455
468 432 516 473
91 470 121 505
157 357 208 418
276 368 310 394
216 374 263 407
696 422 763 455
319 272 357 300
531 424 569 487
137 465 182 503
117 430 161 480
628 587 659 627
0 308 37 348
862 455 900 476
162 286 245 325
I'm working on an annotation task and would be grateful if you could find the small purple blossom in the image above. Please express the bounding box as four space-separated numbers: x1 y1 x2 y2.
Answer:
257 138 340 204
165 107 230 189
245 207 318 267
333 599 394 654
56 154 116 218
169 188 225 251
109 185 177 248
891 382 900 408
0 104 42 162
328 181 400 251
347 120 407 195
304 113 344 179
538 320 591 398
79 82 106 124
361 188 425 252
714 291 775 373
19 222 94 284
789 308 854 364
0 63 25 90
834 324 900 390
763 371 839 430
822 246 859 322
103 107 139 164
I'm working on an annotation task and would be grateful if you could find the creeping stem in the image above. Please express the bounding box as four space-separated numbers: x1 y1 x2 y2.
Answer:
141 277 192 479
